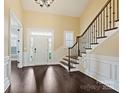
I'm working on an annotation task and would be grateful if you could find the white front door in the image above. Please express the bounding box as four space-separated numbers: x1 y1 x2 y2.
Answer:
30 36 48 65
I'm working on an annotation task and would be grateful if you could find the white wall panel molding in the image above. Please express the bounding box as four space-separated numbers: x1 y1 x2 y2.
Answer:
78 54 119 91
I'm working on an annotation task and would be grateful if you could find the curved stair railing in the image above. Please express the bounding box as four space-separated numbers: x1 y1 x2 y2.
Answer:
68 0 119 71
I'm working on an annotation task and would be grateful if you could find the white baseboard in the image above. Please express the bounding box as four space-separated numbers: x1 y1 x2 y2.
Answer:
4 78 10 92
78 54 119 92
4 56 11 92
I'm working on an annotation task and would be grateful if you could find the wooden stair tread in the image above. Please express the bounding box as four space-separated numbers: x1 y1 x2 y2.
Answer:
66 56 79 60
90 43 99 45
80 52 86 54
60 61 75 68
63 58 79 64
104 27 118 32
115 19 119 22
79 55 82 57
85 48 92 50
97 36 107 39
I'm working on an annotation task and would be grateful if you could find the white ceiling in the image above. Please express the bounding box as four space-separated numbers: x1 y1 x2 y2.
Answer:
21 0 90 17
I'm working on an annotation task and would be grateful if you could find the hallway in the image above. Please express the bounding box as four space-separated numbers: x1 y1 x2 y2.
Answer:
5 62 118 93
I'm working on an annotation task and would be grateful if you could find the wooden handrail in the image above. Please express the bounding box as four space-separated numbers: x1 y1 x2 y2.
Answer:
78 0 111 38
69 42 77 49
69 0 112 49
68 0 119 71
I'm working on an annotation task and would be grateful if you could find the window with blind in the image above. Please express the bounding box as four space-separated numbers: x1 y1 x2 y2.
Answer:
64 31 74 48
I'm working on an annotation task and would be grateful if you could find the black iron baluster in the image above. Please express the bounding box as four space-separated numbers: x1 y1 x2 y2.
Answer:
106 5 108 30
117 0 119 20
85 32 87 49
88 28 90 48
96 19 97 43
88 29 90 48
109 1 112 29
86 30 88 48
92 24 94 43
103 10 105 36
85 34 87 49
76 37 79 56
92 25 93 43
113 0 115 27
98 16 99 37
89 29 91 48
94 21 96 43
68 48 70 72
101 13 103 37
90 27 92 46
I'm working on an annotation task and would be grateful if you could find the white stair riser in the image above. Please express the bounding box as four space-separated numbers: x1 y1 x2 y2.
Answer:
105 29 118 37
91 45 97 49
64 57 78 62
97 38 106 43
84 28 118 54
60 63 79 72
115 22 119 27
86 50 92 53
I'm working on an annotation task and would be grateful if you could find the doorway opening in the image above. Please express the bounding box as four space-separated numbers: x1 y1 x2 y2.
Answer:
10 11 23 67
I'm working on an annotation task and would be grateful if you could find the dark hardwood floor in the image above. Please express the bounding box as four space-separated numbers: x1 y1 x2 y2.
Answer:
5 62 118 93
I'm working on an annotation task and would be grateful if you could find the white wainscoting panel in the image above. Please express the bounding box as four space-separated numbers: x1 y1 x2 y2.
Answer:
78 54 119 91
4 56 11 91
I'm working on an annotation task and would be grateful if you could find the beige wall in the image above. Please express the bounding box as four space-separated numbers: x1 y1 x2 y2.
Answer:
4 0 24 56
91 32 119 57
80 0 119 57
4 0 119 57
23 10 80 51
80 0 108 33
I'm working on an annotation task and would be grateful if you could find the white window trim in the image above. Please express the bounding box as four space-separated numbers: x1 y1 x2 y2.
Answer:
27 28 55 62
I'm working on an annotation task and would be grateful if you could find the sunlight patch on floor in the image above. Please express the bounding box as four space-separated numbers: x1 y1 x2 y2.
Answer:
42 66 58 93
23 68 37 93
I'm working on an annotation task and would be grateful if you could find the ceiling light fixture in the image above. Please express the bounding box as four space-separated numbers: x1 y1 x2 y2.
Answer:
34 0 54 7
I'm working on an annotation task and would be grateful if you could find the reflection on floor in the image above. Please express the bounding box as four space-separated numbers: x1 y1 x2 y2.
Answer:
5 61 118 93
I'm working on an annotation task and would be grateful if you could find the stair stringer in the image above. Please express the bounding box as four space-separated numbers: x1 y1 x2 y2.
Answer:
86 28 119 54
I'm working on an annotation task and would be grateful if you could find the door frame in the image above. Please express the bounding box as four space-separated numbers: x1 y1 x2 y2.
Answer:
31 35 49 65
9 10 23 68
26 28 54 66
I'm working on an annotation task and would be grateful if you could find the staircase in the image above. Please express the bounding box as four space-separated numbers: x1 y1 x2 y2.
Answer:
60 0 119 72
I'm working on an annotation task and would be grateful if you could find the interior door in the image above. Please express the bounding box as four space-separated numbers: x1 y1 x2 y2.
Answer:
31 36 48 65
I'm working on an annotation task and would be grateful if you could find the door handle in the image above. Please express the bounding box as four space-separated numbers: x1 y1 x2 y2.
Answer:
34 48 36 53
17 51 20 53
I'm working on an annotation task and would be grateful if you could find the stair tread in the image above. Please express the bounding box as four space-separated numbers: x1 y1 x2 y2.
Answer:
79 55 82 57
66 56 79 60
63 58 79 64
115 19 119 22
104 27 118 32
60 61 75 68
85 48 92 50
97 36 107 39
80 52 86 54
90 43 99 45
